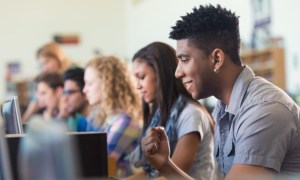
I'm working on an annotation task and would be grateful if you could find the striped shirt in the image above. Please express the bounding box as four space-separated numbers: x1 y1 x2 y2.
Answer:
86 112 142 177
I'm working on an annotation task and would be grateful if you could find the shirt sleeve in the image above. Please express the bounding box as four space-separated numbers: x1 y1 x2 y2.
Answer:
176 103 210 141
106 114 141 161
76 116 87 132
233 102 295 172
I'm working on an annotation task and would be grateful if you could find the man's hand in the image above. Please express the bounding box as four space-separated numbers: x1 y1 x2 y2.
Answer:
57 97 69 120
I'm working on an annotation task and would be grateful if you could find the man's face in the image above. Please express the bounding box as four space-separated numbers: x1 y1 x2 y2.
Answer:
63 80 87 115
175 39 215 100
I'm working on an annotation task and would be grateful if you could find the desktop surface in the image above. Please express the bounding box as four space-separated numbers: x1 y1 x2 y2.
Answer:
6 132 108 179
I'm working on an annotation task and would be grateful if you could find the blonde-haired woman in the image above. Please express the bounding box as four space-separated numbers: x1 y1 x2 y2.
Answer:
36 42 74 74
83 55 142 177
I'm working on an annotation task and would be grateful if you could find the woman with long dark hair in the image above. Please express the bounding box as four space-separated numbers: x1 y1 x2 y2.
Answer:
126 42 215 180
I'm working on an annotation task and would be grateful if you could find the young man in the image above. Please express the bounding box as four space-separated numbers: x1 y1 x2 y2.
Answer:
59 67 91 131
141 4 300 179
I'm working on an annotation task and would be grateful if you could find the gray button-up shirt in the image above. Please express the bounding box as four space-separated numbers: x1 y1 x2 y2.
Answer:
212 66 300 177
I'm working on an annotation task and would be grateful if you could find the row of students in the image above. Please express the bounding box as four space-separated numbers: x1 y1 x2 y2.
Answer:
22 42 76 122
30 43 215 179
30 58 140 177
24 3 300 179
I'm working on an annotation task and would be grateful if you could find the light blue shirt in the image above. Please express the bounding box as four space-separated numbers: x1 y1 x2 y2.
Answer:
212 66 300 177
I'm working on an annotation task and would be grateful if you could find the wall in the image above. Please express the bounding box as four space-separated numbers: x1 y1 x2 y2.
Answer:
0 0 299 101
0 0 126 101
124 0 252 58
272 0 300 92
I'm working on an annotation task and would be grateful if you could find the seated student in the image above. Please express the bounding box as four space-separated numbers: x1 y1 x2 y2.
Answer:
58 67 91 132
36 42 74 74
34 72 64 121
141 4 300 180
83 56 142 178
125 42 215 180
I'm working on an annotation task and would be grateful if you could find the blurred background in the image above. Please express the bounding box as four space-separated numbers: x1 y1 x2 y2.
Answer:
0 0 299 112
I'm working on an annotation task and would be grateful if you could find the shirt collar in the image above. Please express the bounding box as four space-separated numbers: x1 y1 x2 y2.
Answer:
226 65 255 115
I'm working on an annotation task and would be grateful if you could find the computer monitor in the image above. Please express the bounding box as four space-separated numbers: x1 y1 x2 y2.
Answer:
1 96 23 134
69 132 108 178
19 119 80 180
6 132 108 179
0 116 13 180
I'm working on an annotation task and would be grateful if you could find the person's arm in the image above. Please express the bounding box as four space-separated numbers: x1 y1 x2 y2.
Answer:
142 127 194 180
123 171 146 180
169 132 200 172
57 96 70 120
22 100 39 123
225 164 274 180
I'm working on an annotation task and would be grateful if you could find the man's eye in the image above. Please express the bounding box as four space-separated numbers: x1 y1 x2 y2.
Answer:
181 58 189 63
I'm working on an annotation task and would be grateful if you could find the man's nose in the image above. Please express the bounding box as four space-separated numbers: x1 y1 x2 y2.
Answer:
175 63 183 79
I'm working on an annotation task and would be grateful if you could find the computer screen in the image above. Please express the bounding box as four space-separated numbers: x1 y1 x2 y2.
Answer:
0 116 13 180
18 120 79 180
1 96 23 134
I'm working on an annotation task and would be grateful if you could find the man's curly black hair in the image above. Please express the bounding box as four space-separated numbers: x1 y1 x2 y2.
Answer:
170 4 242 66
63 67 85 91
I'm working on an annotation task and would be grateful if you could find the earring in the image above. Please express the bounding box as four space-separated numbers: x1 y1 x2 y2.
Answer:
214 69 219 73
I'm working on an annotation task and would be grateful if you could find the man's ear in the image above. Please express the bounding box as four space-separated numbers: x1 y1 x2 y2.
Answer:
211 48 225 73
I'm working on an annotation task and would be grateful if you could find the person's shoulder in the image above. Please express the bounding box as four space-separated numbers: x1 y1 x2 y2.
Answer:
111 112 139 126
181 100 205 116
178 100 211 127
244 78 296 110
236 98 298 133
114 112 130 120
110 112 141 135
177 100 212 139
